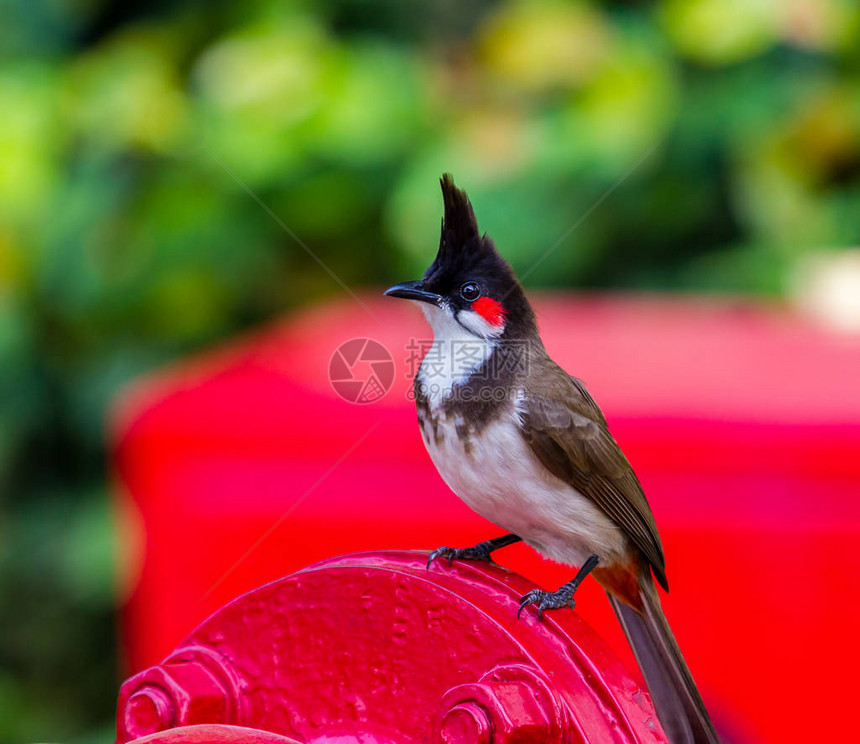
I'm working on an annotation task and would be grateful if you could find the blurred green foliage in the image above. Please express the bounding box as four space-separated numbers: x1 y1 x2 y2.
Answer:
2 0 860 741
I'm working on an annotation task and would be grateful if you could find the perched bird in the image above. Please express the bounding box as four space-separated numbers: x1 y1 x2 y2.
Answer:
385 175 718 744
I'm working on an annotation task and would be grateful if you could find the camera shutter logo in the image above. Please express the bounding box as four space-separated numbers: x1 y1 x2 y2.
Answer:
329 338 395 404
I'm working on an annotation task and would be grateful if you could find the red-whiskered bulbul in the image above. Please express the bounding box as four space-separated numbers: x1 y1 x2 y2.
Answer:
384 175 718 744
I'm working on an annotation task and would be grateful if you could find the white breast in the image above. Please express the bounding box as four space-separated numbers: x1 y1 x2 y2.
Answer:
415 303 495 407
422 402 630 568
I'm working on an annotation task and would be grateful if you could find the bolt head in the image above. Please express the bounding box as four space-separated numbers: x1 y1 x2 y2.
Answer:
123 688 174 740
440 702 493 744
117 659 230 742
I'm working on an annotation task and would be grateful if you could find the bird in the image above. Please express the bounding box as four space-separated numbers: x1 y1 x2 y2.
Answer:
384 174 718 744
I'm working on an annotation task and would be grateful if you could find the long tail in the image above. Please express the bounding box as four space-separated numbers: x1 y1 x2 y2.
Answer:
606 571 719 744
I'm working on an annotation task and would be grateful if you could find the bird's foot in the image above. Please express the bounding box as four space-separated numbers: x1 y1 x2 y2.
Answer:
517 586 576 621
518 555 599 620
426 543 494 570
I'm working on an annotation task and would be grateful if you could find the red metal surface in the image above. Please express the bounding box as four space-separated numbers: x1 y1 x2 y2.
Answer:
117 551 667 744
127 725 302 744
111 293 860 744
127 723 302 744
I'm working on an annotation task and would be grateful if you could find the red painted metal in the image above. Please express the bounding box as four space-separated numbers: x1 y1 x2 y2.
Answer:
117 551 667 744
111 294 860 743
126 724 302 744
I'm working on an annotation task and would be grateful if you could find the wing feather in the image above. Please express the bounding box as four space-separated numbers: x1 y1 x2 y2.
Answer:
520 366 668 589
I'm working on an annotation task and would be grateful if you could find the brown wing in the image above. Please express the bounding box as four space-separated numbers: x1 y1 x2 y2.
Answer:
520 364 668 590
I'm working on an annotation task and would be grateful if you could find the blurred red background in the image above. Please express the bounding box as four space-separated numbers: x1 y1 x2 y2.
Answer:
112 293 860 744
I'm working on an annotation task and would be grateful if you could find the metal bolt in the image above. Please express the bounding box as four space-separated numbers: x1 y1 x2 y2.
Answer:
439 701 493 744
433 664 567 744
123 687 174 740
117 648 238 743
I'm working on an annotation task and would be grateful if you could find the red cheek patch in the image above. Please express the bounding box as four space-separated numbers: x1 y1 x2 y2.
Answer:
472 296 506 327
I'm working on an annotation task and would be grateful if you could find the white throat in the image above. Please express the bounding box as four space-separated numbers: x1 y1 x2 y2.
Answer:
415 303 497 408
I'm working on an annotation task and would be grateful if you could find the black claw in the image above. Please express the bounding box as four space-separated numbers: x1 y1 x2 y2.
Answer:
427 535 521 572
426 547 451 570
517 589 540 619
426 543 496 570
516 557 598 620
517 588 576 621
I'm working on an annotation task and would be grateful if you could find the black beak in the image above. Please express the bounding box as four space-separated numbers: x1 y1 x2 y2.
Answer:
384 280 443 306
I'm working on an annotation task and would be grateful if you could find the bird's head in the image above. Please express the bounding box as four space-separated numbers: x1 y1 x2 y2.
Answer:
385 174 536 342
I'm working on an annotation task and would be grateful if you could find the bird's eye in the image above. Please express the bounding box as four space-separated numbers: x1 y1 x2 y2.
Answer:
459 282 481 302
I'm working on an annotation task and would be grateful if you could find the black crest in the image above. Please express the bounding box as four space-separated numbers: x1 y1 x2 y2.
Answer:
423 174 537 339
439 173 480 261
427 174 495 280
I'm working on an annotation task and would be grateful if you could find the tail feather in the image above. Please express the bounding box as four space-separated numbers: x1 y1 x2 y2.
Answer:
607 573 719 744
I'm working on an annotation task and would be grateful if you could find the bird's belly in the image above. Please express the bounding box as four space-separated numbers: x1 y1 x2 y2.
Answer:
421 412 629 567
